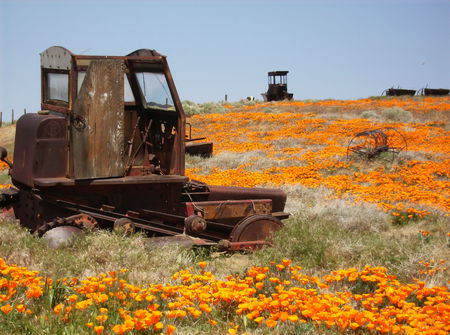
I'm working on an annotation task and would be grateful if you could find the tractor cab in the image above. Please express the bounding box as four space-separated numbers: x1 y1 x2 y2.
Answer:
261 71 294 102
32 46 185 183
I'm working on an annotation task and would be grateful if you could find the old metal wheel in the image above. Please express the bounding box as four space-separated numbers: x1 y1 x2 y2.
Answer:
229 215 283 243
42 225 83 248
113 218 135 234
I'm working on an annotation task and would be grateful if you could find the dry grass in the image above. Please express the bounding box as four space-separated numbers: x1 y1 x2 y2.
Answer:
0 124 16 154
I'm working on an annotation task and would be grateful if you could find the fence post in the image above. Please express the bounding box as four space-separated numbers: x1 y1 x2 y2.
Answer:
24 108 27 115
225 94 228 102
12 109 14 124
0 112 2 127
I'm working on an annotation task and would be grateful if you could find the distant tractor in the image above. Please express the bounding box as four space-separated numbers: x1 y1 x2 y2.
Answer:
261 71 294 102
417 87 449 96
383 87 416 96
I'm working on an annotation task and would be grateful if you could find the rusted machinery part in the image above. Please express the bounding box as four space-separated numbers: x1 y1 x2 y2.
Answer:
184 215 207 235
0 187 19 208
145 235 216 249
42 226 83 249
36 213 98 237
217 239 272 252
227 214 283 250
207 185 287 213
346 127 407 162
422 88 450 96
384 88 416 96
185 142 213 158
113 217 135 234
183 180 210 193
383 127 407 153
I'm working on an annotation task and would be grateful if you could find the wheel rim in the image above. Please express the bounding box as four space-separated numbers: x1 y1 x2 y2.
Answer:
230 215 283 242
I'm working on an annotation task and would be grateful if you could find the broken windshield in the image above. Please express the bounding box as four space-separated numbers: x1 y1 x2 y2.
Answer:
136 72 175 111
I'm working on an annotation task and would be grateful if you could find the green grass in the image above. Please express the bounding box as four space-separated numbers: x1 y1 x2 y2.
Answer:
0 171 11 185
1 186 447 286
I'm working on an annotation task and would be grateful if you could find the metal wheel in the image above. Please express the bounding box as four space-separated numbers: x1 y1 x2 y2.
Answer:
37 213 98 237
42 225 83 248
229 215 283 243
113 218 135 234
347 127 407 163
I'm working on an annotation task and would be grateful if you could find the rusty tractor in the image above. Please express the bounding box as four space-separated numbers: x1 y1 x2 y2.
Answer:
261 71 294 102
0 46 289 250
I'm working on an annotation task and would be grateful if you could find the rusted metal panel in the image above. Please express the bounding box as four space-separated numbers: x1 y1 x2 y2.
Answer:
162 57 185 176
11 114 68 187
185 142 213 157
71 60 125 179
229 215 283 242
185 199 272 220
40 46 72 70
34 174 187 187
207 185 287 212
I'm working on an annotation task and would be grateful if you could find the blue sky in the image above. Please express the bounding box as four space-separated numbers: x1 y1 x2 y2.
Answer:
0 0 449 122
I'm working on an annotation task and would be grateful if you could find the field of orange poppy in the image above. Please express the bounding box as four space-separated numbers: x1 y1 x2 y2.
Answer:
186 96 449 220
0 257 449 334
0 96 449 334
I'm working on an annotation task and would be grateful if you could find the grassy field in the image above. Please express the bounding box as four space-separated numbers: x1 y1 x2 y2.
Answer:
0 96 449 334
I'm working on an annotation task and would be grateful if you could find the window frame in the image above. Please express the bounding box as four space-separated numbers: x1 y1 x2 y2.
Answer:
42 68 70 107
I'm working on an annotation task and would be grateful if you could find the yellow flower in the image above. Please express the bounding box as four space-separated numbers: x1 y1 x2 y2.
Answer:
167 325 176 335
266 319 277 328
96 314 108 323
0 304 12 314
16 304 26 313
94 325 104 334
198 261 207 269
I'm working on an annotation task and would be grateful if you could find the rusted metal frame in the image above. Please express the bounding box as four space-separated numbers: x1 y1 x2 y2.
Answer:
271 212 290 220
141 209 230 240
41 68 70 106
41 103 70 114
142 209 234 231
73 55 164 62
127 118 153 172
123 60 148 175
347 127 407 161
142 208 228 236
185 138 208 142
186 122 193 140
69 56 78 112
226 240 272 251
40 67 45 110
124 60 146 112
162 56 185 176
52 199 182 236
184 199 272 220
124 115 141 175
53 198 226 241
185 122 207 142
